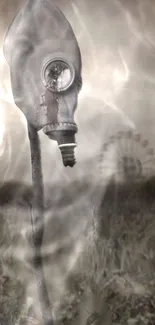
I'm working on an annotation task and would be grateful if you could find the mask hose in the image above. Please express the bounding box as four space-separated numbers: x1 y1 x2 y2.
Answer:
28 123 54 325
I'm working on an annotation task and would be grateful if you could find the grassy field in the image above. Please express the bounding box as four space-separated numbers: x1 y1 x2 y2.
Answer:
1 176 155 324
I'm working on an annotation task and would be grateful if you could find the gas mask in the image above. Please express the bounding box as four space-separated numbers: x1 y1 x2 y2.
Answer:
3 0 82 167
3 1 83 324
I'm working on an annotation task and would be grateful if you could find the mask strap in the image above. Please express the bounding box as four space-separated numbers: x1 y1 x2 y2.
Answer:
28 123 54 325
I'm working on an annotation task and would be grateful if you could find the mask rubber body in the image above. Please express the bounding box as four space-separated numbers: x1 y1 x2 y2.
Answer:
3 0 82 167
3 1 82 324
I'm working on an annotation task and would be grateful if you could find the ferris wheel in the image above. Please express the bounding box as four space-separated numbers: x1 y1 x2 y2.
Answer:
97 129 155 184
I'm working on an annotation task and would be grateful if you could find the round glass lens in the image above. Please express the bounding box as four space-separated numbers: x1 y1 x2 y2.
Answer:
43 59 74 92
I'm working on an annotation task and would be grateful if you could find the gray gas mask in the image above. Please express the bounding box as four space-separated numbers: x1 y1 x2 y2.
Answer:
4 0 82 167
3 1 83 324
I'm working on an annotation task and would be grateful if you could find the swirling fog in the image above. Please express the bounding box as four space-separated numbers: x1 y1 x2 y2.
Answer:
1 0 155 324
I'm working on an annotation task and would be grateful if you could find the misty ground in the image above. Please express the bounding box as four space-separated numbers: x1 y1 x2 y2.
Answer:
1 173 155 325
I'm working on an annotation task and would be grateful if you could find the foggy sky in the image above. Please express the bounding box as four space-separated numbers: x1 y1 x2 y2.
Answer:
0 0 155 184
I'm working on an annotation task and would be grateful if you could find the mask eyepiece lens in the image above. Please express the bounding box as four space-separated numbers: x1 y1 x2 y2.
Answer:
42 59 75 92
